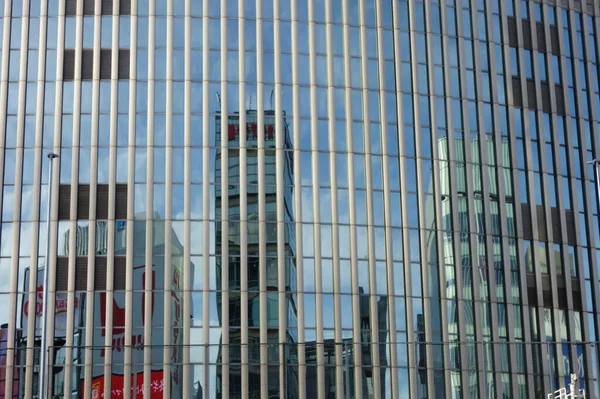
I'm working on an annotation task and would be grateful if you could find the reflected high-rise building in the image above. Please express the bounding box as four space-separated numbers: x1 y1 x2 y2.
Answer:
215 108 297 397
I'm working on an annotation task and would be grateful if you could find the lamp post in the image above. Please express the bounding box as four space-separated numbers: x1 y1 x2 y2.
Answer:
38 152 58 399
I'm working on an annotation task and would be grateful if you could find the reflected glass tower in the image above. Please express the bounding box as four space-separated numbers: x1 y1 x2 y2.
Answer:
0 0 600 397
214 108 297 397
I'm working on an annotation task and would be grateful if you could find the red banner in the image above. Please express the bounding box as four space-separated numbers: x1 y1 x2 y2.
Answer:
88 371 164 398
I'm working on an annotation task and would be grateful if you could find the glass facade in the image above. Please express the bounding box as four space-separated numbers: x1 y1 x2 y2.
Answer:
0 0 599 397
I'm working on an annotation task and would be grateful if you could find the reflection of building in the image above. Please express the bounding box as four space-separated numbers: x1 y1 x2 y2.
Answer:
27 216 186 399
0 325 19 399
215 109 297 398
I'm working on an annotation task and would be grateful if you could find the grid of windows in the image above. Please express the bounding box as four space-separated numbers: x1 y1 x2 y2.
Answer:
0 0 600 397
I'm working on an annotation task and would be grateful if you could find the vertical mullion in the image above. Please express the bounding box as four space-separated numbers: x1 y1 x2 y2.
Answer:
389 0 416 394
163 0 174 394
306 0 325 395
201 0 211 392
273 0 288 394
357 0 382 394
583 10 600 395
7 0 29 395
43 0 66 392
182 0 192 392
373 0 400 395
570 4 600 392
238 0 250 394
0 2 13 395
106 0 120 390
582 9 600 392
219 0 230 393
424 0 452 394
340 0 362 395
323 0 344 396
84 0 102 394
144 0 156 394
23 0 49 390
63 0 83 393
123 0 139 395
255 0 268 394
408 0 436 395
290 0 306 395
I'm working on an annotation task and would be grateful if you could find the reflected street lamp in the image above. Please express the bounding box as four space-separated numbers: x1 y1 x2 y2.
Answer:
38 152 58 399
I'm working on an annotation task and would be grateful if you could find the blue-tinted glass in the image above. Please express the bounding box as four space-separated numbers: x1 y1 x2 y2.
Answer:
506 0 514 17
548 7 556 24
538 53 547 81
520 1 528 19
534 3 542 22
510 48 519 76
524 50 533 78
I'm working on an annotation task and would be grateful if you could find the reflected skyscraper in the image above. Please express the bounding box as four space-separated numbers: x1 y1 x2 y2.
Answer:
214 108 297 397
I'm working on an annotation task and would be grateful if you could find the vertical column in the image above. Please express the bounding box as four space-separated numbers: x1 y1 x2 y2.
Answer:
123 0 139 395
356 0 383 395
238 0 250 395
85 0 103 394
374 0 400 394
63 0 84 392
389 0 416 395
273 0 288 395
182 0 192 394
323 0 344 396
290 0 306 395
7 0 30 394
306 0 325 395
23 0 50 391
340 0 362 395
255 0 269 394
201 0 210 391
163 0 174 394
219 0 230 392
42 0 67 394
144 0 156 393
0 0 14 391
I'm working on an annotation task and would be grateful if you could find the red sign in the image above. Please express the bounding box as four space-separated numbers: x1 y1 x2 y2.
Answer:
87 371 164 399
227 123 275 141
98 271 155 357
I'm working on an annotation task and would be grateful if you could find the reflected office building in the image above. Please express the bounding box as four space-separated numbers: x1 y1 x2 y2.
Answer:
214 108 298 397
3 0 600 397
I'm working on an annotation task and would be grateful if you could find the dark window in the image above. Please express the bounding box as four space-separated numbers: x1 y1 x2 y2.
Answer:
81 49 93 80
536 23 546 52
63 49 75 80
63 49 130 81
508 17 518 47
512 77 523 107
65 0 130 15
57 184 128 220
100 49 112 79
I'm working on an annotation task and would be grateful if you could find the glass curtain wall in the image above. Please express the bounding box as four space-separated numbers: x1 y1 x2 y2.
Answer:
0 0 599 398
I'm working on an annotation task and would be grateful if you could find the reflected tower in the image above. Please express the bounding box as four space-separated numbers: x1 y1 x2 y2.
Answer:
215 108 297 398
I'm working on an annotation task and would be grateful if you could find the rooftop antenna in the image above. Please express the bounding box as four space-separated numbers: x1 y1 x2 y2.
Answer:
270 89 274 110
216 91 221 109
